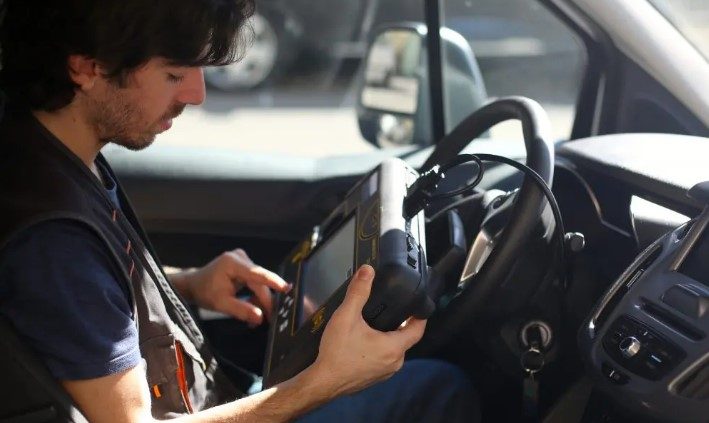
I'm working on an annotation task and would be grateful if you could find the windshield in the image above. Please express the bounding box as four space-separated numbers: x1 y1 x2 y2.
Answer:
648 0 709 60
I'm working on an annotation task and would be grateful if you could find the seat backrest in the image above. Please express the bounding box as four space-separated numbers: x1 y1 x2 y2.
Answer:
0 316 88 423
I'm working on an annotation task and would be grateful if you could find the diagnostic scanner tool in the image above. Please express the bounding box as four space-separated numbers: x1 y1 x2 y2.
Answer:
263 158 435 387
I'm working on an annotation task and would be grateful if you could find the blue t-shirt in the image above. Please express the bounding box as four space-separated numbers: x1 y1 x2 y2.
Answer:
0 165 141 380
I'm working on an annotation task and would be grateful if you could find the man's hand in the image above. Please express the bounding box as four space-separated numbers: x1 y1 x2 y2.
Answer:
170 249 290 326
64 265 426 423
309 265 427 397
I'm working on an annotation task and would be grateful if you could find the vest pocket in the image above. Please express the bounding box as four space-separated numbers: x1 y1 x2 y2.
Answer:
140 333 192 417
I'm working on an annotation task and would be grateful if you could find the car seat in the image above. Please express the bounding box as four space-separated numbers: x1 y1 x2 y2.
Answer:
0 91 87 422
0 316 88 422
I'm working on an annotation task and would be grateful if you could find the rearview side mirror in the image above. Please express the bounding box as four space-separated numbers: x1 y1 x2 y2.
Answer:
357 23 487 149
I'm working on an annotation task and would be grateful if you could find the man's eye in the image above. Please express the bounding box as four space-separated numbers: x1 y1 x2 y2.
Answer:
167 73 185 83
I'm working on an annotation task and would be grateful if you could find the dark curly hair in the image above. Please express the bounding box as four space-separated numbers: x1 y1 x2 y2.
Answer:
0 0 255 111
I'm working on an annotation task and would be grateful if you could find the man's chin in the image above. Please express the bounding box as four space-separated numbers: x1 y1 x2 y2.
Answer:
110 136 156 151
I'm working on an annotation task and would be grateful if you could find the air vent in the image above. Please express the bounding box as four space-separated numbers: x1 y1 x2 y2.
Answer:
675 360 709 400
594 245 663 331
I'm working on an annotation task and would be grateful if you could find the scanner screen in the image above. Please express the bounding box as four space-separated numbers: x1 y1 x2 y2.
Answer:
299 215 357 327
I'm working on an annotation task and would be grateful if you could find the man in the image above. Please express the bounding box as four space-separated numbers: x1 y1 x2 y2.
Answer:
0 1 479 421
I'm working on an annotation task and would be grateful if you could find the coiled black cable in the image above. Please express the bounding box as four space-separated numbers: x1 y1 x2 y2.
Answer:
405 153 567 286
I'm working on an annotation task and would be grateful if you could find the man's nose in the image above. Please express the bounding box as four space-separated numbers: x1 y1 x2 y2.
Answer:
178 67 206 106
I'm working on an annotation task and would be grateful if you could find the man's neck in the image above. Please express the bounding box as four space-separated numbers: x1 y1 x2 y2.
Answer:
32 105 104 177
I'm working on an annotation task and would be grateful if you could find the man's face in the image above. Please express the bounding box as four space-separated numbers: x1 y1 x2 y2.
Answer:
85 58 206 150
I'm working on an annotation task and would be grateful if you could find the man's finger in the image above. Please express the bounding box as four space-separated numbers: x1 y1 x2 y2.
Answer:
253 266 290 292
250 283 273 321
218 296 264 326
341 265 375 313
232 248 249 260
390 318 427 350
237 262 290 292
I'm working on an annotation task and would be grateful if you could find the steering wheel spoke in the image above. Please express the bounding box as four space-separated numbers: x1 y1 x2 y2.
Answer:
459 189 514 283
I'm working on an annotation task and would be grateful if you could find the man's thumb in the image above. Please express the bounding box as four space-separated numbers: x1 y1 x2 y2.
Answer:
342 265 375 312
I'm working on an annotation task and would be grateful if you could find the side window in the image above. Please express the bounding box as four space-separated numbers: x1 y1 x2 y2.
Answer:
440 0 586 141
159 1 424 157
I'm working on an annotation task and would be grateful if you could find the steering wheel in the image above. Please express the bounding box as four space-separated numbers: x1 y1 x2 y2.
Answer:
414 96 555 355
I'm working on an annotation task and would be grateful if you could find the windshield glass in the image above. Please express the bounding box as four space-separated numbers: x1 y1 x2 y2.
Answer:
648 0 709 60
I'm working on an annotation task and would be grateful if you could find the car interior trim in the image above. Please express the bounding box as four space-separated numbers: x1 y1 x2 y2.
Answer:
572 0 709 127
670 206 709 272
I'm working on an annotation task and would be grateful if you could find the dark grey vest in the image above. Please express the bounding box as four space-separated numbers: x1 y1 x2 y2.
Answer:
0 108 240 418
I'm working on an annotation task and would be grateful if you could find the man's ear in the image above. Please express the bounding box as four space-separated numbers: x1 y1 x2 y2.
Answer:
67 55 101 91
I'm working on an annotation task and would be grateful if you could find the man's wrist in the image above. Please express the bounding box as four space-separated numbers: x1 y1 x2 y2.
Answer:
294 362 341 404
301 360 347 401
257 362 341 419
182 363 341 422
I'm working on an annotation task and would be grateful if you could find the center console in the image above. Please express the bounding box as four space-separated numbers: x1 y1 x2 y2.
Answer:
579 182 709 421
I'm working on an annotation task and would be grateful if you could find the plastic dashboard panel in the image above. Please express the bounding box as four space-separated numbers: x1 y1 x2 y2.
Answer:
557 133 709 211
560 133 709 421
579 208 709 421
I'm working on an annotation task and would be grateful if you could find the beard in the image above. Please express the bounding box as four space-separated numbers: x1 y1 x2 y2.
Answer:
85 85 185 151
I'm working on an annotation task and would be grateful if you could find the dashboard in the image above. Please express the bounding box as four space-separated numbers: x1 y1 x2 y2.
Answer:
580 208 708 421
557 134 709 422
